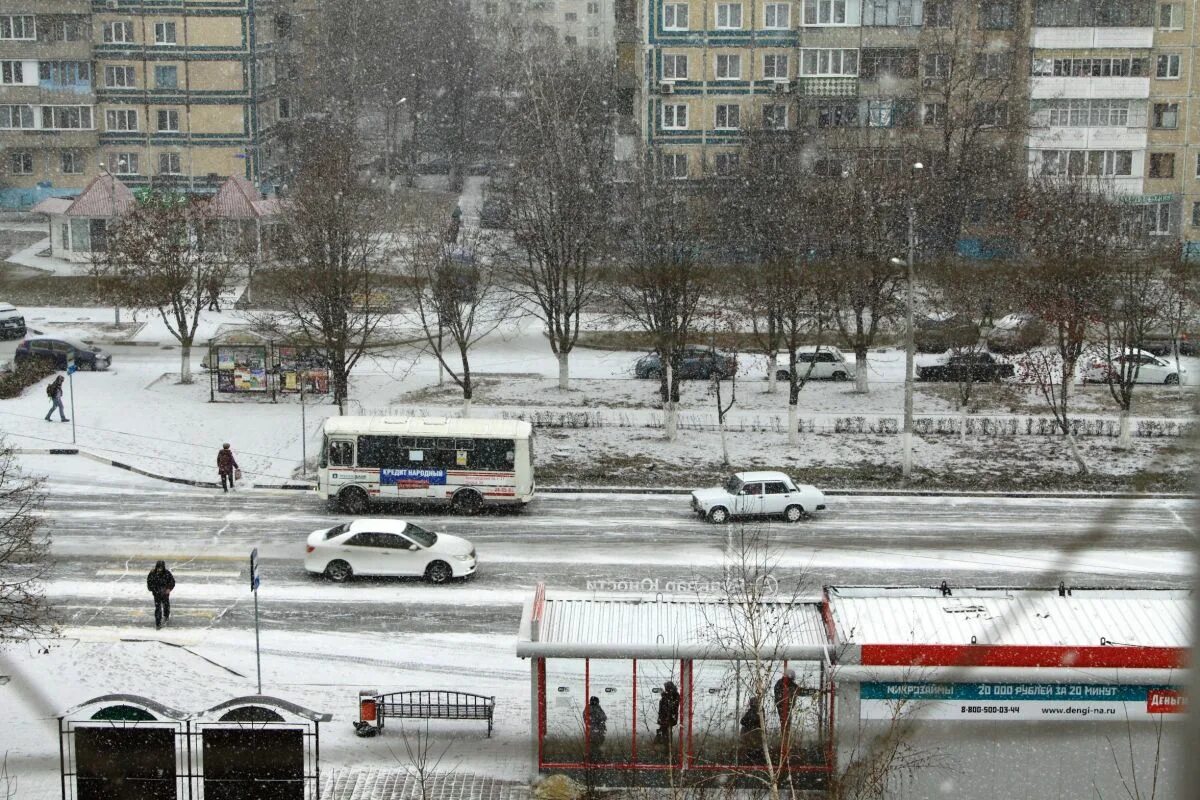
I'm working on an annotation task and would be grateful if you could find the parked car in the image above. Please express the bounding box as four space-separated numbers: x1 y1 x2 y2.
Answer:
986 313 1047 354
635 346 738 380
774 346 855 382
917 352 1014 383
1083 350 1185 385
691 471 826 524
305 519 476 584
478 196 510 229
14 337 111 371
417 157 451 175
0 302 25 340
1140 330 1199 358
915 313 980 353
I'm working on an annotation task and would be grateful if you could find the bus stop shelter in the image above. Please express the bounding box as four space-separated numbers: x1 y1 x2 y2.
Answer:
515 585 837 788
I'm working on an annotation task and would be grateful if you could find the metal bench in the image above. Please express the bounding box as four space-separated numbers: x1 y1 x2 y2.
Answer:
373 690 495 737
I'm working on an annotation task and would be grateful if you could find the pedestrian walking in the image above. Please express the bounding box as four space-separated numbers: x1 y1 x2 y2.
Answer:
655 680 680 746
44 375 68 422
217 443 240 492
586 696 607 762
146 560 175 629
205 277 222 311
739 695 763 763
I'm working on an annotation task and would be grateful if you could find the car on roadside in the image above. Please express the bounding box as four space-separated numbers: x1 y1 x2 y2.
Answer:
691 471 826 524
773 346 855 382
1082 350 1185 385
0 302 26 340
635 346 738 381
986 313 1047 354
305 518 477 584
1140 330 1199 358
917 352 1013 383
14 336 111 371
915 313 980 354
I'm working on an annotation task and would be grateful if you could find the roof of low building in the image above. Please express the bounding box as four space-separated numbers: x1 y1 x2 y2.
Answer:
323 416 533 440
30 197 72 215
58 174 136 217
209 175 280 219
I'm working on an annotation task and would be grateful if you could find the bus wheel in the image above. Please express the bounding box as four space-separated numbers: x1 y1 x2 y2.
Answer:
339 487 370 515
452 490 483 515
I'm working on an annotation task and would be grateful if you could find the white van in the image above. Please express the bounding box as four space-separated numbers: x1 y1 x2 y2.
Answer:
775 346 855 382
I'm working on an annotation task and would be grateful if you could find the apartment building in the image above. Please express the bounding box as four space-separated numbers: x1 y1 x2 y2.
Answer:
0 0 269 207
631 0 1200 247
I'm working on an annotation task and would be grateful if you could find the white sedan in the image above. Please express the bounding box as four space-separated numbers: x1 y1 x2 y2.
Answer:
691 471 826 524
305 519 477 583
1083 350 1185 386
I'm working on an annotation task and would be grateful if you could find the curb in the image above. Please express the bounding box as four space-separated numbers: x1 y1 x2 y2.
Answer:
12 449 1193 500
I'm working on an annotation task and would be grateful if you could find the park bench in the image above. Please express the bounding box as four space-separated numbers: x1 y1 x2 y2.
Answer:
361 690 495 737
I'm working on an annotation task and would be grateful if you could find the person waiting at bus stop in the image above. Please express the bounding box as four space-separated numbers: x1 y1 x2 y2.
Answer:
740 694 763 763
586 696 607 762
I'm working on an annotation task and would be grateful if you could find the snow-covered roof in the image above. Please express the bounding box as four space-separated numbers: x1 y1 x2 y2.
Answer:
517 588 832 660
52 174 135 217
323 416 533 440
208 175 282 219
734 470 793 482
829 586 1189 669
31 197 72 215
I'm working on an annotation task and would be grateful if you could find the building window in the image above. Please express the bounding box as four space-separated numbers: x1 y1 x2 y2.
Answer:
60 150 83 174
716 3 743 28
9 151 33 175
1033 98 1140 127
155 65 178 88
484 2 497 14
106 108 138 131
1192 201 1200 227
764 2 791 28
0 60 24 85
0 16 35 40
922 101 946 125
806 100 858 127
0 105 34 129
1149 152 1175 178
663 53 688 79
587 25 600 36
714 152 740 176
1035 0 1153 26
1144 203 1171 235
801 48 858 75
762 103 788 129
973 101 1009 127
108 152 139 174
156 108 179 132
979 0 1013 28
1160 2 1182 28
663 2 689 28
863 0 922 26
1195 152 1200 177
714 103 740 129
763 53 790 79
105 65 136 88
563 34 578 45
716 53 742 79
924 0 950 26
587 1 599 12
662 153 688 179
924 52 951 80
42 105 93 129
159 152 181 174
1032 56 1148 77
154 21 177 45
565 11 578 21
278 97 291 119
803 0 847 24
103 21 134 43
662 103 688 129
39 61 91 86
976 52 1011 78
1157 53 1181 78
1038 149 1133 177
861 48 918 79
1152 102 1179 128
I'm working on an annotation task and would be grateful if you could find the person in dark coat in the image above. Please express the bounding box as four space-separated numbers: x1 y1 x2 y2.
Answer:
586 696 607 762
774 669 800 725
146 560 175 629
740 695 763 763
655 680 680 746
44 375 68 422
217 443 239 492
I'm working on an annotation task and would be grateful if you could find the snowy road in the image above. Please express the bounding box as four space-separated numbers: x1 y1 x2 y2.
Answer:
42 477 1193 634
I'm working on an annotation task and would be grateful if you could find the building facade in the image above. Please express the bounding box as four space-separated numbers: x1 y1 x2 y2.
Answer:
0 0 270 207
630 0 1200 247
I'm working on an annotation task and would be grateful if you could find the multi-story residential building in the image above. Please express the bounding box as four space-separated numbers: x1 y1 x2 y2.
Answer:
629 0 1200 249
0 0 270 206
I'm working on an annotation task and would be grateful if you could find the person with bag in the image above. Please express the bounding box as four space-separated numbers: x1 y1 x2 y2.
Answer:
217 443 240 492
44 375 68 422
146 560 175 629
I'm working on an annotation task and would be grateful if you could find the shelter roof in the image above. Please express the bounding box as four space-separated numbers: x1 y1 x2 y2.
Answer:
31 197 72 215
57 174 136 217
323 415 533 440
209 175 278 219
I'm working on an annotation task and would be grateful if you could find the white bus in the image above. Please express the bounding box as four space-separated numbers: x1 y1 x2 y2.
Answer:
317 416 535 514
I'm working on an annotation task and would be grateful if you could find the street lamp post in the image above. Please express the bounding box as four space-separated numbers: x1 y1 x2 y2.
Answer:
892 161 923 481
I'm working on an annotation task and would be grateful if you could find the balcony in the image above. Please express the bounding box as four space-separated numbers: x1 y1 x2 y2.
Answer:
799 77 858 97
1028 128 1147 151
0 128 98 150
0 39 92 60
1030 77 1149 100
1031 27 1154 48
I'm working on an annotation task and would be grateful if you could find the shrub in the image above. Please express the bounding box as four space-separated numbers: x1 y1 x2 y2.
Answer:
0 360 55 400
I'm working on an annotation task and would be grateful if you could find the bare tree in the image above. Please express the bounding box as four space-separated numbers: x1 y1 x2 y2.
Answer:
493 44 616 391
263 119 396 412
388 721 456 800
0 440 53 646
607 164 713 441
402 223 508 415
1160 254 1200 398
95 194 238 384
